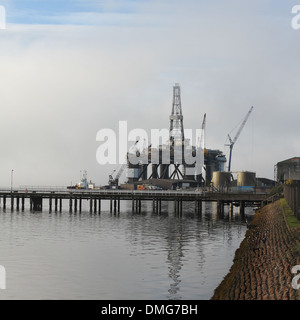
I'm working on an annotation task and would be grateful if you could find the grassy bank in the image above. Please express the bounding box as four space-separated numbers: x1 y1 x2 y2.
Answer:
279 198 300 229
279 198 300 262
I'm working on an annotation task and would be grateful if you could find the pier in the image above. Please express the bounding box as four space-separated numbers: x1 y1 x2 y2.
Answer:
0 189 267 216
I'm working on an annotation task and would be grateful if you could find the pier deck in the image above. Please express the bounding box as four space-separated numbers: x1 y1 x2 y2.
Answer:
0 189 268 215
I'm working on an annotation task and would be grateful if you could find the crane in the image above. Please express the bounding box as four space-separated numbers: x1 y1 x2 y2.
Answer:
197 113 206 151
196 113 207 184
108 140 140 187
226 106 253 172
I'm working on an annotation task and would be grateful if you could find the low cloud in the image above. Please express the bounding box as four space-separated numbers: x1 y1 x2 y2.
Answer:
0 1 299 187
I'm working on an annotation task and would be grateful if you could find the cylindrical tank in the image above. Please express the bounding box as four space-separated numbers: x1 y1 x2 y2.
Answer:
237 171 256 186
211 171 231 190
237 171 256 192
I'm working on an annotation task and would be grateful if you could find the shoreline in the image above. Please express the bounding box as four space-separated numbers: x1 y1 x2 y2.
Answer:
211 199 300 300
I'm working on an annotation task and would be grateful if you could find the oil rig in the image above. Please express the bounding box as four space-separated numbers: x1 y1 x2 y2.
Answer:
108 83 226 190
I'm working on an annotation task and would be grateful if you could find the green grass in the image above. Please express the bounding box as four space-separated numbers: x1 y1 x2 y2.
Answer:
280 198 300 229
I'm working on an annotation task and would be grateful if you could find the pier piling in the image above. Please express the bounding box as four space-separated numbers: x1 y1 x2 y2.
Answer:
98 198 101 214
240 200 245 217
16 196 20 211
22 197 25 211
90 197 93 213
69 197 73 213
74 198 77 212
94 198 97 213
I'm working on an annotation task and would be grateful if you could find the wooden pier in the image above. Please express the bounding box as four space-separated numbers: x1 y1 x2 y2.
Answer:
0 189 268 216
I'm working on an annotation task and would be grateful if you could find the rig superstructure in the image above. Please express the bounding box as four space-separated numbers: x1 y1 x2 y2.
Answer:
111 83 226 190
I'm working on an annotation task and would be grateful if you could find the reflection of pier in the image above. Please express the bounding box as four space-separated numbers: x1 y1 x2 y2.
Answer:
0 189 267 215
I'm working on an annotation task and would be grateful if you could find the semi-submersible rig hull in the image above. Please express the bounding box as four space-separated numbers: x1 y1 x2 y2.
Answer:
125 145 226 189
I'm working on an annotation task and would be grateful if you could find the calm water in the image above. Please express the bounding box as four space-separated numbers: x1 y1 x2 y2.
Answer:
0 199 250 300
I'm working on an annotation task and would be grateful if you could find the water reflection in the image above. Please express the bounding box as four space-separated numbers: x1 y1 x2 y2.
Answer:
166 219 183 299
0 200 250 300
122 200 249 300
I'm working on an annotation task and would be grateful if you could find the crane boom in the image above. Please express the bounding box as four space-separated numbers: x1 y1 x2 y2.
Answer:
226 106 253 172
108 140 140 186
231 106 253 145
197 113 206 149
200 113 206 150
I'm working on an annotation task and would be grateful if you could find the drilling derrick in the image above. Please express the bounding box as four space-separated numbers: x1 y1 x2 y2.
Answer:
168 83 186 179
169 83 184 143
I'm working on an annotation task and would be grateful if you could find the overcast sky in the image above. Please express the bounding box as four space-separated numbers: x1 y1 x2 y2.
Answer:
0 0 299 187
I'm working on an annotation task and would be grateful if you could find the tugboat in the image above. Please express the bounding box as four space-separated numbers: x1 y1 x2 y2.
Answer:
67 170 95 190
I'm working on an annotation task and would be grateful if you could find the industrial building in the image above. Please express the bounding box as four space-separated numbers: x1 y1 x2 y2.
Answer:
276 157 300 220
276 157 300 183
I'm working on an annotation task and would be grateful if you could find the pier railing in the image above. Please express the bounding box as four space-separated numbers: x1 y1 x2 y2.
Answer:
260 193 283 207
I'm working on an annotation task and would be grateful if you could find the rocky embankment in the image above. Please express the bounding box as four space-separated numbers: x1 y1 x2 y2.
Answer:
211 200 300 300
